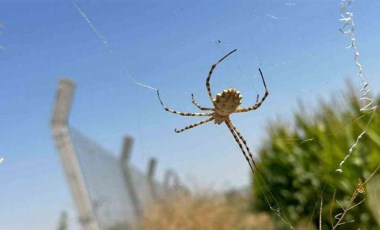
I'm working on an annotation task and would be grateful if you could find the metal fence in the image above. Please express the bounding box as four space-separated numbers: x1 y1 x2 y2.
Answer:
51 79 178 230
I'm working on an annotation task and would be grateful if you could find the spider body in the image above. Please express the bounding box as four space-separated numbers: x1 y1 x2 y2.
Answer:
157 49 269 174
213 88 242 124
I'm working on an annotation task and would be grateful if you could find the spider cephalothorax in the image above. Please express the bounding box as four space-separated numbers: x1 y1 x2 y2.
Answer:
157 49 269 173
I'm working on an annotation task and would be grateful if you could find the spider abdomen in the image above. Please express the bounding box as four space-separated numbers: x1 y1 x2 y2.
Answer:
213 88 242 117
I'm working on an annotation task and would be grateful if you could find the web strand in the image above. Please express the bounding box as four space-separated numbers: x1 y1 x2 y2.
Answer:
72 1 113 54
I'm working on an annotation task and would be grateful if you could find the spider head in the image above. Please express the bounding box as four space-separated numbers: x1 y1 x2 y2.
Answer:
213 88 242 116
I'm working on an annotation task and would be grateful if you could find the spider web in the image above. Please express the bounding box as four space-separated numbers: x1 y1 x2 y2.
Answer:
60 0 380 229
68 1 295 228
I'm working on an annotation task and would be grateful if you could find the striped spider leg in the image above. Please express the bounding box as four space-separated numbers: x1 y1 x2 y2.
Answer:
157 90 214 133
191 93 214 111
225 119 256 173
236 68 269 113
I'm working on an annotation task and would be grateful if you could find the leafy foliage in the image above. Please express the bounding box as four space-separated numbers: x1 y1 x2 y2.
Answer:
252 84 380 229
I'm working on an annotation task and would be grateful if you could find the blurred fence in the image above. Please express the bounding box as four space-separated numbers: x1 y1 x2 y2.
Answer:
51 79 181 230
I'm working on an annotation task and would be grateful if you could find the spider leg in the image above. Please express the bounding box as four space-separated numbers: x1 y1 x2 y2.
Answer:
175 117 214 133
206 49 237 102
236 68 269 113
227 119 258 169
157 90 212 117
225 119 255 174
191 93 214 111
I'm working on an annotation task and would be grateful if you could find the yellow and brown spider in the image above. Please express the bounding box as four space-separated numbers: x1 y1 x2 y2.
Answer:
157 49 269 173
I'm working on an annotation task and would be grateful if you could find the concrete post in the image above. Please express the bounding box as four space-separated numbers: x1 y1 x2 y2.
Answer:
120 136 142 223
121 136 134 163
147 158 157 180
51 79 100 230
164 170 182 195
147 158 157 200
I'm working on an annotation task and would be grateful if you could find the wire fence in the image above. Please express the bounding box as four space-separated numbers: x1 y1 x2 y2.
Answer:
51 79 182 230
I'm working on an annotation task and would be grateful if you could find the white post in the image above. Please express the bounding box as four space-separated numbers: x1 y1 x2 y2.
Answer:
51 79 100 230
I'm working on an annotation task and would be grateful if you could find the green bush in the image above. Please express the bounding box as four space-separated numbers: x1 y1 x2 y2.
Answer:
252 84 380 229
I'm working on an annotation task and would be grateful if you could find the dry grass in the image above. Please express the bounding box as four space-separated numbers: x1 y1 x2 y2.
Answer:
140 192 273 230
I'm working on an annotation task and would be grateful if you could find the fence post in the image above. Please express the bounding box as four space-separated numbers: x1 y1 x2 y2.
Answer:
164 169 182 195
51 79 100 230
147 158 157 200
120 136 143 224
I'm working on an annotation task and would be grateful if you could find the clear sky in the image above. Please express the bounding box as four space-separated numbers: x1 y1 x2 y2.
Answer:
0 0 380 229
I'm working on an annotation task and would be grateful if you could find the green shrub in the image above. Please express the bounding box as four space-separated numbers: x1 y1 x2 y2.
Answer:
252 84 380 229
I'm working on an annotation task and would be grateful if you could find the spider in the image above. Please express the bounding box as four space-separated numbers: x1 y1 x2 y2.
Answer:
157 49 269 173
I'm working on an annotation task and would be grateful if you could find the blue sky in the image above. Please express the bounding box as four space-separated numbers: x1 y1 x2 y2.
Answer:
1 0 380 229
